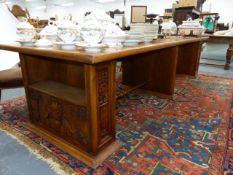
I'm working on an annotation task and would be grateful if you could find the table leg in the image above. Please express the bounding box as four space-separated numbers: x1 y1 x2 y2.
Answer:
224 44 233 70
122 46 178 98
176 42 202 77
85 61 117 155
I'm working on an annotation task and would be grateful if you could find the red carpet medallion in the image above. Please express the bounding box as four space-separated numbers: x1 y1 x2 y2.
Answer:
0 74 233 175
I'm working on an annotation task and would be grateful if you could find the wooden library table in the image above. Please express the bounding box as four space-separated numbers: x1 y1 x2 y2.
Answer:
0 36 208 167
208 35 233 70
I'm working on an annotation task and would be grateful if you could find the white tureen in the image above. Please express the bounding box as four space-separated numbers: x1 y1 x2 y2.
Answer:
17 21 36 41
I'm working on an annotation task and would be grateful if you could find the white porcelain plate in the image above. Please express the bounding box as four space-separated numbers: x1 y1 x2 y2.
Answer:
54 42 76 50
16 40 36 47
76 43 106 53
34 43 53 48
123 39 142 47
104 42 123 48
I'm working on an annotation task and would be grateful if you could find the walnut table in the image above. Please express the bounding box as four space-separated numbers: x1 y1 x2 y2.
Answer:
0 36 208 167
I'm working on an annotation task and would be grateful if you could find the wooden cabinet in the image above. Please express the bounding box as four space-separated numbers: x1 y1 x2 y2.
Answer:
28 82 89 150
19 54 118 167
173 6 201 25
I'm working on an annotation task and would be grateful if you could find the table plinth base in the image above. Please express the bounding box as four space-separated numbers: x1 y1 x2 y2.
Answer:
26 122 122 168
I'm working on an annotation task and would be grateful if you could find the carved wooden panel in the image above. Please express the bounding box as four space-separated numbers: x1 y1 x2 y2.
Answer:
96 66 111 143
98 67 109 106
28 89 41 123
28 88 90 151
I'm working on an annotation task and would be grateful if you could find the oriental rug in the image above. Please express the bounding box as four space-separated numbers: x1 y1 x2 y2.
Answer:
0 74 233 175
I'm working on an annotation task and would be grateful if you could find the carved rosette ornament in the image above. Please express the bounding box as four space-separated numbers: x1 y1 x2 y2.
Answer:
76 106 88 120
97 67 109 106
28 89 41 122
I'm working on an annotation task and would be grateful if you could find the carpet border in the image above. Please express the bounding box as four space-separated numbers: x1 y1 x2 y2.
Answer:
207 76 233 175
198 73 233 80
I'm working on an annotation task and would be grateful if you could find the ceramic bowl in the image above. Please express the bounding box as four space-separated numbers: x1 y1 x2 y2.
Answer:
81 29 104 44
57 20 78 43
57 28 77 43
17 28 36 41
40 34 57 42
40 25 58 42
178 27 205 36
17 21 36 41
80 20 104 45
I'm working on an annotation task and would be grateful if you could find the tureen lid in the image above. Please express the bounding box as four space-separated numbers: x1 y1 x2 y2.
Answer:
84 9 114 23
58 20 77 29
40 25 58 35
17 21 34 29
81 19 103 30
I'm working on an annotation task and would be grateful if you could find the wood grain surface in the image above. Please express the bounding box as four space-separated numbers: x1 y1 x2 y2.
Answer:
0 36 208 64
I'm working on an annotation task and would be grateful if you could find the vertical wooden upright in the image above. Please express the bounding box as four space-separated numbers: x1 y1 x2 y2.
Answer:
85 61 116 155
176 41 203 77
122 46 178 98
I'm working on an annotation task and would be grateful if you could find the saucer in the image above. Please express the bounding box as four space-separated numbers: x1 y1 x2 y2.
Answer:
105 42 123 48
123 39 142 47
16 40 35 46
76 43 106 53
54 42 76 50
35 43 53 48
35 38 53 48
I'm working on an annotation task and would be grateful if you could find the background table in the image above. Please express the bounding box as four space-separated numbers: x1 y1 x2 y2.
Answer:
208 35 233 70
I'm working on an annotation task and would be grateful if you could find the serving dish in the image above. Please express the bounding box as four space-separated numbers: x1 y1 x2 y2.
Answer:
16 40 36 46
54 42 76 50
76 42 106 53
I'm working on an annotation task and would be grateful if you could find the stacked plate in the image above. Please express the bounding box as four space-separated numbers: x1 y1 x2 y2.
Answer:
16 40 36 47
123 31 144 46
130 23 159 43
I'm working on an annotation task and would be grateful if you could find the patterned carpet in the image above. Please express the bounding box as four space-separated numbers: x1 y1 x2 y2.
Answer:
0 74 233 175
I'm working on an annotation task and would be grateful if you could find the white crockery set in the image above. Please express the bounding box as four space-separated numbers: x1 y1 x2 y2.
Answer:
16 10 158 52
178 19 205 36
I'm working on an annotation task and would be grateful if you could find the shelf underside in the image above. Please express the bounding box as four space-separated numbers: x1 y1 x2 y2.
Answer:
29 80 86 106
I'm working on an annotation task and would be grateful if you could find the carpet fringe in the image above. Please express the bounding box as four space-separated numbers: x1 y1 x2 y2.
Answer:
0 123 79 175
